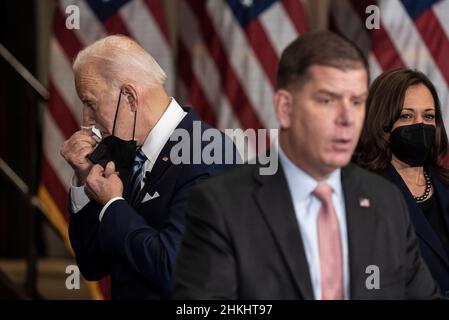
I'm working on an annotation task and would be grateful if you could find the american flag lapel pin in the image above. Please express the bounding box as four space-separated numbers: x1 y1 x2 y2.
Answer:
359 197 370 208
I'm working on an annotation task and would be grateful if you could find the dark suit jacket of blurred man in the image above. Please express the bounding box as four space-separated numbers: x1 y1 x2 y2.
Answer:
174 162 441 299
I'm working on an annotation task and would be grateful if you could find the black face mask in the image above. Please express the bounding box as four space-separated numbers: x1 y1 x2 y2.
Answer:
87 91 137 170
390 123 436 167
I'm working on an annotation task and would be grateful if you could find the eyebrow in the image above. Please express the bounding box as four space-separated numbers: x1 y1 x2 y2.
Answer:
315 90 339 97
352 92 368 99
402 108 435 112
315 90 368 99
81 96 98 103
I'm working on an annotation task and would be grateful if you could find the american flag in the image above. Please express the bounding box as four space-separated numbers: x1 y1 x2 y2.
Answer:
330 0 449 144
177 0 307 160
38 0 307 299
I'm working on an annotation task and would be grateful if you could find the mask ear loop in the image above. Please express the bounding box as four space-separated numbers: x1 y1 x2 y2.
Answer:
112 90 137 140
132 107 137 141
111 90 122 136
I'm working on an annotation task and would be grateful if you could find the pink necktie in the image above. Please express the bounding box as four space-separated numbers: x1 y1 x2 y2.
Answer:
313 184 344 300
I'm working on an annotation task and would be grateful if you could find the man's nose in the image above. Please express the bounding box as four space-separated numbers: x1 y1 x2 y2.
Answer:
336 100 355 126
82 106 95 126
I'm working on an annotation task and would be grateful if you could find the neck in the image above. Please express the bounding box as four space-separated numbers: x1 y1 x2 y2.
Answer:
391 156 425 185
137 88 171 146
280 138 333 182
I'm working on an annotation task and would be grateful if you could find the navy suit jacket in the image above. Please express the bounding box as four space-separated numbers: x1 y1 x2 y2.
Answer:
69 107 238 299
381 164 449 297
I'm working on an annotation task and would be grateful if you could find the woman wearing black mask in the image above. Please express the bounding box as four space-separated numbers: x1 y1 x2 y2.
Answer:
354 68 449 297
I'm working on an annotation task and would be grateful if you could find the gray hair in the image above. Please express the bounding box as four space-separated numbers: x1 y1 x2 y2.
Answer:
73 35 167 89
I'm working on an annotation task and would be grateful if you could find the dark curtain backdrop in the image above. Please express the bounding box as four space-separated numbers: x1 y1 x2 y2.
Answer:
0 0 43 257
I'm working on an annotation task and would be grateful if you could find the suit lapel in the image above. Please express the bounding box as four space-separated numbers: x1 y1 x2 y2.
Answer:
342 165 378 299
430 172 449 231
132 107 198 208
427 171 449 265
133 146 172 207
253 164 314 300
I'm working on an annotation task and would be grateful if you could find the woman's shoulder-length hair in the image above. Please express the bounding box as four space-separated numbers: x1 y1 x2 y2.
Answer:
353 68 449 183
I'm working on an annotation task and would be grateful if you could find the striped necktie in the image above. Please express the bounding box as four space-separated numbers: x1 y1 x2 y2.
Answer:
128 147 147 203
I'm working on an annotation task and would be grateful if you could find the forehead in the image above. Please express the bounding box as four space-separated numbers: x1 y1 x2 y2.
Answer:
403 84 435 109
74 62 107 97
305 64 368 95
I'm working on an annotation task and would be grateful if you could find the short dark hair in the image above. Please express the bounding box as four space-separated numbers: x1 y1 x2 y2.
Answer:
276 30 369 89
354 68 449 182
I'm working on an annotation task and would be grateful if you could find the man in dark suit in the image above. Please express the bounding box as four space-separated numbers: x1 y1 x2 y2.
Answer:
60 35 237 299
174 31 441 299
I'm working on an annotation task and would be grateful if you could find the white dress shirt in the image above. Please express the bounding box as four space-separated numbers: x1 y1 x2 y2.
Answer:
70 98 187 221
278 147 350 300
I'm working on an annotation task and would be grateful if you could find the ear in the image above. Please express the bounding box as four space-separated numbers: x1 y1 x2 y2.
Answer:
121 84 138 112
274 89 293 129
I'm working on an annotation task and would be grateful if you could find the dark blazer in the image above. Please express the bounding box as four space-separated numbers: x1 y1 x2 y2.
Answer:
69 107 237 299
381 164 449 297
174 162 441 299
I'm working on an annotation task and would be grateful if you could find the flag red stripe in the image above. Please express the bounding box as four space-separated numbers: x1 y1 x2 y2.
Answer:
177 42 217 126
188 0 264 130
369 28 405 70
53 5 84 62
281 0 308 34
143 0 171 43
414 10 449 87
348 0 405 70
103 12 132 36
48 81 79 139
245 19 278 88
98 277 111 300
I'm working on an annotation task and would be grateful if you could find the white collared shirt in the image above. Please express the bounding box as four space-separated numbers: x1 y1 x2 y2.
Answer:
70 98 187 221
139 98 187 183
278 147 350 300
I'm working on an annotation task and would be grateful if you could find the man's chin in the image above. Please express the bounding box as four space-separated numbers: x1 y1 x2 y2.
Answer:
325 154 352 170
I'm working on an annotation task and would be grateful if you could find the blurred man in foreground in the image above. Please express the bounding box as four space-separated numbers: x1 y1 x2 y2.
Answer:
174 31 440 300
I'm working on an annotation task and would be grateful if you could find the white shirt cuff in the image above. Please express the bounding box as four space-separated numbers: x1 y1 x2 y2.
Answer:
70 175 90 213
99 197 124 222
